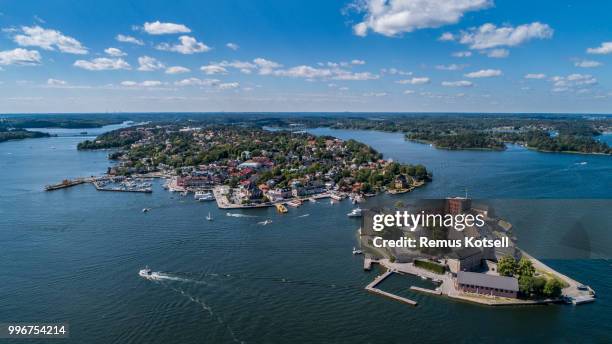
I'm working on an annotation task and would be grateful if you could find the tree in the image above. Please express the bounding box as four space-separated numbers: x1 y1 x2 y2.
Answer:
497 256 517 277
543 279 563 298
516 257 535 278
519 275 534 296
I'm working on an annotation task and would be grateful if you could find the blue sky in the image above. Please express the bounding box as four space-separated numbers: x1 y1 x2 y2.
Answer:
1 0 611 113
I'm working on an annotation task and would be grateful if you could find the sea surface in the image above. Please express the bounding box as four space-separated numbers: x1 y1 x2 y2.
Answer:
0 125 610 343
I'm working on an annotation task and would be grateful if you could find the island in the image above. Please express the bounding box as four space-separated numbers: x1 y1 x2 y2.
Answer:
73 123 430 207
359 197 596 306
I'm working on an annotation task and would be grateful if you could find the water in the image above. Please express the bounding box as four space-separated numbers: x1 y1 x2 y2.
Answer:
1 126 610 343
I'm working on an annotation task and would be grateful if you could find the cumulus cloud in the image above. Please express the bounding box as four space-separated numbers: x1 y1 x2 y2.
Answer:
137 56 165 71
452 51 472 58
74 57 130 70
351 59 366 65
586 42 612 55
403 90 415 94
457 22 553 50
218 82 240 89
396 77 430 85
274 65 333 78
351 0 492 37
253 58 282 75
13 25 87 54
200 64 228 75
550 74 597 90
381 68 412 75
363 92 387 97
574 60 602 68
524 73 546 79
120 80 164 87
165 66 190 74
439 32 455 41
143 21 191 35
104 47 126 56
174 77 220 87
47 78 66 85
436 64 463 71
116 34 144 45
0 48 41 65
226 42 239 50
156 35 210 54
484 48 509 58
464 69 502 78
441 80 473 87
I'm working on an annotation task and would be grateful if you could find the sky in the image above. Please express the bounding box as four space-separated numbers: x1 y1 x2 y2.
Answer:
1 0 611 114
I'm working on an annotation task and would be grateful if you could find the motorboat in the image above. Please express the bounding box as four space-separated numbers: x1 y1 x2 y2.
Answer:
195 191 215 201
142 208 150 213
347 207 362 217
206 212 213 221
275 203 288 213
352 247 363 255
258 219 273 225
139 266 153 278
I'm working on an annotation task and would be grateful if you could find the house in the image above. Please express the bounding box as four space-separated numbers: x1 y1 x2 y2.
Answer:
447 247 483 274
456 271 518 298
394 175 408 189
267 187 293 201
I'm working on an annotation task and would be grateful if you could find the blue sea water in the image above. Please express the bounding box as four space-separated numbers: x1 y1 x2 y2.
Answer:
0 126 610 343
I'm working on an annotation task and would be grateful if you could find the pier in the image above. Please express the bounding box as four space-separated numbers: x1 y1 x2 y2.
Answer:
365 270 418 306
45 178 92 191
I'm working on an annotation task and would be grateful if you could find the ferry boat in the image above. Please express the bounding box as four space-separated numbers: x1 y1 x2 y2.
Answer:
194 191 215 201
275 203 288 213
347 207 362 217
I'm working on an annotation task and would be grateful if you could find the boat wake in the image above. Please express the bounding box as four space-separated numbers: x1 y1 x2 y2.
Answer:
226 212 258 218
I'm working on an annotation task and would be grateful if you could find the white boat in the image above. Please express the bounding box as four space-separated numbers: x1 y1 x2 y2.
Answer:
309 198 316 203
139 266 153 278
347 207 362 217
195 191 215 201
258 219 273 225
352 247 363 255
142 208 150 213
330 194 343 201
206 212 213 221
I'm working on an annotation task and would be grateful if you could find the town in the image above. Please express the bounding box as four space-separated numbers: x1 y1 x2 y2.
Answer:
74 123 430 209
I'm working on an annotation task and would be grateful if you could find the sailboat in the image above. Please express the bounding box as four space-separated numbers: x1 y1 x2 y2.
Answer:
206 212 213 221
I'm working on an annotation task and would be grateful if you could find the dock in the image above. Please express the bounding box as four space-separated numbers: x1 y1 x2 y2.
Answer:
410 286 442 295
45 178 90 191
365 270 418 306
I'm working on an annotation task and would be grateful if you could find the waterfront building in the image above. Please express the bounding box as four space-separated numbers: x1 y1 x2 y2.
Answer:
447 247 483 274
446 197 472 215
456 271 519 298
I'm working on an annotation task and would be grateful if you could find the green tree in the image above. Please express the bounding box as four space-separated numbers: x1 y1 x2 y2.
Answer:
518 275 534 296
517 257 535 278
543 279 563 298
497 256 517 277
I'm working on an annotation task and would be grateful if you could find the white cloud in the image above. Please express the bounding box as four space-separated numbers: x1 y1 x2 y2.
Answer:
452 51 472 57
156 35 210 54
14 25 87 54
218 82 240 90
363 92 387 97
351 0 492 37
47 78 66 85
458 22 553 50
120 80 164 87
435 64 463 71
574 60 602 68
226 42 239 50
137 56 164 71
524 73 546 79
586 42 612 55
200 64 228 75
396 77 430 85
381 68 412 75
74 57 130 70
174 77 220 87
351 59 366 65
104 47 126 57
441 80 473 87
551 74 597 89
332 71 379 80
218 60 257 74
464 69 502 78
403 90 415 94
274 65 333 78
116 34 143 45
165 66 190 74
0 48 41 65
439 32 455 41
254 58 282 75
484 48 509 58
143 21 191 35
